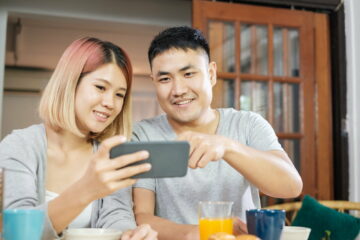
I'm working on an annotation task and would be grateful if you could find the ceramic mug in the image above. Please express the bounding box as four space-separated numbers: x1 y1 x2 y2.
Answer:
3 209 45 240
246 209 285 240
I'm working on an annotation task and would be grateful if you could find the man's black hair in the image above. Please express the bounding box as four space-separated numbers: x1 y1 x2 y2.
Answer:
148 26 210 66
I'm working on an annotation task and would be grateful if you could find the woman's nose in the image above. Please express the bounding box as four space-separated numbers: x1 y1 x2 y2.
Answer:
102 93 114 109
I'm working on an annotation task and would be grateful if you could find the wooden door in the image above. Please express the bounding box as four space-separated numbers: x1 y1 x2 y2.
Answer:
193 0 333 203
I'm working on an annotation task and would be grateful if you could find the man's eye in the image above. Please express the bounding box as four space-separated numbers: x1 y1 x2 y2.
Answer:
96 85 105 91
185 72 195 77
159 77 170 82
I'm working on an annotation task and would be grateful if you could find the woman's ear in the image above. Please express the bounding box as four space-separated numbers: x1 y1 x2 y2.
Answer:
209 61 217 86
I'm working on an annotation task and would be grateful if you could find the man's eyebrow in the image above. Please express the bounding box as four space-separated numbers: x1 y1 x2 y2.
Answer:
156 71 170 77
179 65 195 72
155 65 196 77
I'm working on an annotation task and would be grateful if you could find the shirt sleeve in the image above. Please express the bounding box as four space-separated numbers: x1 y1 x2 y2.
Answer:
131 125 156 192
246 112 284 151
0 130 62 240
95 187 137 231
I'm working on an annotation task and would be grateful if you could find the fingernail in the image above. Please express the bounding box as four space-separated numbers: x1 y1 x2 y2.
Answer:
119 136 126 142
141 151 149 158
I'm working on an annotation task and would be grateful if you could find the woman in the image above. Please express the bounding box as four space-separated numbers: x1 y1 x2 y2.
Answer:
0 37 157 240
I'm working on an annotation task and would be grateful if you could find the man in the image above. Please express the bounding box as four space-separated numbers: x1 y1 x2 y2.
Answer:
132 26 302 240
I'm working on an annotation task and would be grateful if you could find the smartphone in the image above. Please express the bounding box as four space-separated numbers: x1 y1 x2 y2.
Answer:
110 141 190 178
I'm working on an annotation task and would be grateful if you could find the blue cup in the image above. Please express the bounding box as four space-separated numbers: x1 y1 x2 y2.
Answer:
246 209 285 240
3 209 45 240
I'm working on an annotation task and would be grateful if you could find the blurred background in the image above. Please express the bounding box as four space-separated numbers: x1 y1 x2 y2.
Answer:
0 0 358 205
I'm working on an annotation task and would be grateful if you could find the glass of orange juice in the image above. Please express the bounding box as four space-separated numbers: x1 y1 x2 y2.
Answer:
198 201 234 240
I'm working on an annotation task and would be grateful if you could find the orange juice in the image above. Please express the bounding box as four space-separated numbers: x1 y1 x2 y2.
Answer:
199 218 233 240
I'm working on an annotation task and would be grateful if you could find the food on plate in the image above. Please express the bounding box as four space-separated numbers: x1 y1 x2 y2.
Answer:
208 232 236 240
235 234 261 240
208 233 260 240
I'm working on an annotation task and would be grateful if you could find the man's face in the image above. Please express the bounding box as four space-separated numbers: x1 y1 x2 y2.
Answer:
151 48 217 124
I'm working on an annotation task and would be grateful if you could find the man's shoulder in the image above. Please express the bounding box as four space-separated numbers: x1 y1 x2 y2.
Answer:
134 114 167 129
218 108 263 123
132 114 172 141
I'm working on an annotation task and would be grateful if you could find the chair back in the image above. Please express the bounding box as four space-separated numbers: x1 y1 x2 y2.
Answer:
264 200 360 225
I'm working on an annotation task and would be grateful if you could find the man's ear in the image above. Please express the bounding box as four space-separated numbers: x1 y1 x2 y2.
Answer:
209 61 217 86
150 73 155 82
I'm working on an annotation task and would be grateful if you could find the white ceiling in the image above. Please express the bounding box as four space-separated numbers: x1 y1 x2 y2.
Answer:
4 0 192 75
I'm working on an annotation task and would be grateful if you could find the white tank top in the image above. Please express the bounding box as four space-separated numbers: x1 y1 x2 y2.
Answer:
45 190 93 228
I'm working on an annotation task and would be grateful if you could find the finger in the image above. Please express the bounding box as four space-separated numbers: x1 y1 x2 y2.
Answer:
129 225 149 240
188 147 205 168
144 231 158 240
177 131 191 141
121 230 132 240
110 151 149 170
178 132 196 156
109 178 138 192
233 217 248 235
197 151 215 168
111 163 151 181
98 135 127 158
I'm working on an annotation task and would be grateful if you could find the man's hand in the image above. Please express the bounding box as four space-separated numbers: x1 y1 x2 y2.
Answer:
121 224 158 240
232 217 248 236
178 131 233 169
184 225 199 240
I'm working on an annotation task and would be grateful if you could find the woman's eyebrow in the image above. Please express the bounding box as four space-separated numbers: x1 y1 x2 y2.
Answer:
95 78 127 91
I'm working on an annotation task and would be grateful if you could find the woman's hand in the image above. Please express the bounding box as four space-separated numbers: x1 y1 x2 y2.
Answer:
80 135 151 202
121 224 158 240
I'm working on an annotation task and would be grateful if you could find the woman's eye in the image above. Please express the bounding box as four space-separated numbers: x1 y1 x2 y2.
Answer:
116 93 125 98
96 85 105 91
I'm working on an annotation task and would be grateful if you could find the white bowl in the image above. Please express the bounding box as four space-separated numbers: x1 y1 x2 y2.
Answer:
280 226 311 240
65 228 122 240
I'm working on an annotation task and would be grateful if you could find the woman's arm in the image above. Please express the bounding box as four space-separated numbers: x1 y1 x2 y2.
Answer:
48 136 151 233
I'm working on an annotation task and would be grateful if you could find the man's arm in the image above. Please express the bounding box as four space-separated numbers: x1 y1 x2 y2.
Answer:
133 188 199 240
178 132 302 198
224 141 302 198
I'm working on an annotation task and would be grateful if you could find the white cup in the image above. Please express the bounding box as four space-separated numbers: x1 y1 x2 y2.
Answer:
64 228 122 240
280 226 311 240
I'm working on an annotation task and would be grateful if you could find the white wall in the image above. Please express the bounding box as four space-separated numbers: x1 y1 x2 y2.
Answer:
0 10 8 136
0 0 191 138
1 69 160 137
0 0 191 27
345 0 360 202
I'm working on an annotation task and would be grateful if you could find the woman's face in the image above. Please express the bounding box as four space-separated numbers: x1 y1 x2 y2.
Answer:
75 63 127 135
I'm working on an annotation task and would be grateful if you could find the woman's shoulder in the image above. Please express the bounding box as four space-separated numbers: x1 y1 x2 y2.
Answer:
0 124 47 175
1 124 46 151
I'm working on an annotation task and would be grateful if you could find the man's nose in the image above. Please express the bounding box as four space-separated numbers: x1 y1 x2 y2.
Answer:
172 78 188 96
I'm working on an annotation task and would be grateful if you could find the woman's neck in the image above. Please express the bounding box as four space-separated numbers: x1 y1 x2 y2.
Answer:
45 125 91 152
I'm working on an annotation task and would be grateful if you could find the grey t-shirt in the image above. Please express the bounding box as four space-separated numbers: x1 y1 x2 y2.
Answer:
133 108 283 223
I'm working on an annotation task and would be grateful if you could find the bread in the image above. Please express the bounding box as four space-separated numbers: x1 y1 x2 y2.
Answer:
208 232 236 240
208 232 260 240
235 234 261 240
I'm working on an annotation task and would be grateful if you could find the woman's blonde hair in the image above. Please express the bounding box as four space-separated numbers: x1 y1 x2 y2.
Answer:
39 37 133 141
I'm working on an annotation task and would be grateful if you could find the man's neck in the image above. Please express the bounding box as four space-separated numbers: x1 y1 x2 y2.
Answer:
168 109 220 135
